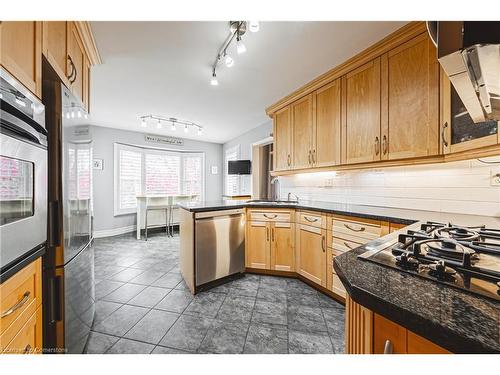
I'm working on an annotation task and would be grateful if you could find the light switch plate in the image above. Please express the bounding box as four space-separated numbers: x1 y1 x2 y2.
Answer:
211 166 218 175
490 170 500 186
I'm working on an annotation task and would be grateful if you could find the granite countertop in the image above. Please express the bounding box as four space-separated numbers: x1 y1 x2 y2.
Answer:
334 223 500 353
179 199 500 353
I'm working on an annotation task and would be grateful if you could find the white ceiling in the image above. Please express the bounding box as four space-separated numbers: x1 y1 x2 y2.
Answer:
89 21 407 144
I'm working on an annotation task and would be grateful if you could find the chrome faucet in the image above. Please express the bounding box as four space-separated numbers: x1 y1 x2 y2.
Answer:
287 192 299 202
270 177 280 201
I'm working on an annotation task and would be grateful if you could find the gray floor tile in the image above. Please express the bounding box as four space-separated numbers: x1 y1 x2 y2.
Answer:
243 324 288 354
317 292 344 309
108 267 145 283
159 314 214 352
322 307 345 335
125 309 179 344
127 286 171 308
93 300 123 325
288 330 334 354
286 290 320 307
95 279 125 300
174 280 191 291
152 345 191 354
153 272 183 288
287 305 328 333
101 283 147 304
107 338 155 354
227 286 258 298
216 295 255 324
184 292 225 318
128 270 166 286
85 332 119 354
93 304 149 337
198 320 248 354
155 289 193 313
259 276 288 291
256 288 287 303
251 300 287 326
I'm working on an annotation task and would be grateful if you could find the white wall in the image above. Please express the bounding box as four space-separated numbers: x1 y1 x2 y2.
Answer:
222 120 272 195
279 158 500 217
90 125 223 233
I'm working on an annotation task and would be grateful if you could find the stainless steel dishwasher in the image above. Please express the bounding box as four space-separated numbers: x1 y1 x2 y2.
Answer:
194 209 245 287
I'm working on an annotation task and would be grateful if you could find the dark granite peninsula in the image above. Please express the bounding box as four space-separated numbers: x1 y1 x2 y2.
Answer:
178 200 500 353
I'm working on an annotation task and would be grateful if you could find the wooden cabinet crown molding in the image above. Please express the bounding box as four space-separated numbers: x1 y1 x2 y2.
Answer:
265 21 427 117
73 21 102 66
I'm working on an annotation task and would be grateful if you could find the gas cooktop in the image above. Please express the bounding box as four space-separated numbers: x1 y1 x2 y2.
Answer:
359 221 500 302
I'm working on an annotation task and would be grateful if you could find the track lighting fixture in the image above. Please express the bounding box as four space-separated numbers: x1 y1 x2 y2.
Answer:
139 115 204 136
210 21 259 85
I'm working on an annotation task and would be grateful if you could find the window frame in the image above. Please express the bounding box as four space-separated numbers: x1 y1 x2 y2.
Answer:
113 143 205 216
224 145 241 196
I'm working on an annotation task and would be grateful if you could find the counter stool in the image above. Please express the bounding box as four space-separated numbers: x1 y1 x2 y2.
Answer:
144 197 172 241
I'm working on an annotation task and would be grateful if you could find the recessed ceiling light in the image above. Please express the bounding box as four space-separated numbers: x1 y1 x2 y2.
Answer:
249 21 259 33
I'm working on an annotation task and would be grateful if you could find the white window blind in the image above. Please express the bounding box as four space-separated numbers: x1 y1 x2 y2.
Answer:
118 149 142 211
114 144 205 215
225 146 240 195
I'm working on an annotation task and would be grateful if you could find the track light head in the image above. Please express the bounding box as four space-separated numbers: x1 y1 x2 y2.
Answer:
236 36 246 54
171 122 176 131
141 118 147 127
210 72 218 86
224 54 234 67
157 119 162 129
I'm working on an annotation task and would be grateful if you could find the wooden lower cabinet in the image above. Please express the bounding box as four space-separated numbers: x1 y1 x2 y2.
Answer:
346 295 449 354
271 222 295 272
296 224 327 287
246 221 270 269
0 258 43 354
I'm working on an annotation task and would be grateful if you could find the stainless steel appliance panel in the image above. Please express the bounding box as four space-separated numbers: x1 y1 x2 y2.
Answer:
195 211 245 286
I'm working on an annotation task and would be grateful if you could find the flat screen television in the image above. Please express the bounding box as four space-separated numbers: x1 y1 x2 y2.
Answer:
228 160 251 175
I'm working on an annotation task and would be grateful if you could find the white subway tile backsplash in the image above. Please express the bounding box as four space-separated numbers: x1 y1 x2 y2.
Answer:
280 159 500 217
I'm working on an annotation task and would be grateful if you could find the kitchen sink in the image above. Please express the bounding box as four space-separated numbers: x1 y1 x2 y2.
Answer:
246 199 299 205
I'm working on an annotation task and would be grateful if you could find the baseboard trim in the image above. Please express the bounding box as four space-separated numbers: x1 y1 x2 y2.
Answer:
94 225 136 238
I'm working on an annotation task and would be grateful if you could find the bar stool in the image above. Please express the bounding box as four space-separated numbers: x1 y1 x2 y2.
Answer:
167 194 197 236
144 196 172 241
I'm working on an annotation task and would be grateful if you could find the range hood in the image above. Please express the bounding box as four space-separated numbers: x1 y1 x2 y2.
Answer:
427 21 500 123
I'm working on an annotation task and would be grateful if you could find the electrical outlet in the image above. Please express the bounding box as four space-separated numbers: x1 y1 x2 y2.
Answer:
491 170 500 186
324 178 334 187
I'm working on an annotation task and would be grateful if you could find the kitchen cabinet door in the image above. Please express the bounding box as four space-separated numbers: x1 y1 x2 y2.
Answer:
296 224 326 287
67 22 85 105
383 33 439 160
314 80 341 167
342 58 381 164
246 221 270 269
407 331 449 354
42 21 70 86
274 106 292 171
373 313 407 354
292 94 314 169
271 222 295 272
0 21 42 97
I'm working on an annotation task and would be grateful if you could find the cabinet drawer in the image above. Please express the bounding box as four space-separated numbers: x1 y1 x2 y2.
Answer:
373 313 407 354
0 259 42 338
249 210 291 222
331 216 381 243
407 331 449 354
297 211 325 228
330 237 363 253
2 306 42 354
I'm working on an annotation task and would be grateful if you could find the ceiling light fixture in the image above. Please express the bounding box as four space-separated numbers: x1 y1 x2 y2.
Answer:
139 115 204 136
63 103 89 121
210 21 259 85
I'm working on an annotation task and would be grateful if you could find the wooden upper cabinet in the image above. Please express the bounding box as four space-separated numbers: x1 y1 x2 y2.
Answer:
0 21 42 97
342 58 382 164
271 222 295 272
296 224 327 287
291 94 314 169
314 79 341 167
383 33 439 160
42 21 70 86
274 106 292 171
246 221 270 269
68 22 86 106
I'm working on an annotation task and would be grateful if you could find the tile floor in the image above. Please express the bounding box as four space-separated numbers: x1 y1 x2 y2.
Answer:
85 231 345 354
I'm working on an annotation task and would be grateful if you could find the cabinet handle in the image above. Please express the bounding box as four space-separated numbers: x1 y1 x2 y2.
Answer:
1 291 30 318
71 62 78 84
375 136 380 156
343 241 355 250
382 135 388 155
304 216 319 223
312 149 316 164
383 340 393 354
272 227 275 242
67 55 76 82
287 154 291 167
308 150 312 165
441 122 449 147
344 223 365 232
24 344 32 354
266 226 269 241
263 213 278 219
321 235 326 252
